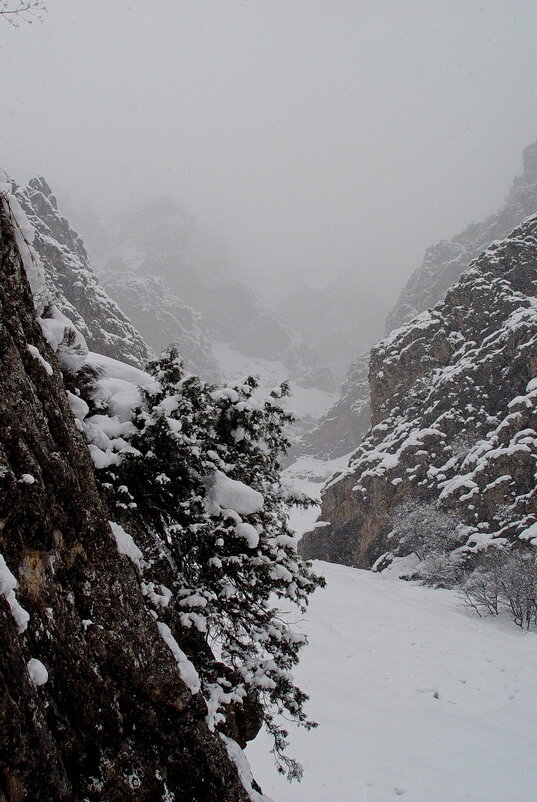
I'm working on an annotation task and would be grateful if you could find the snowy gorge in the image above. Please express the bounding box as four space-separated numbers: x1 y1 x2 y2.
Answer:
2 134 537 802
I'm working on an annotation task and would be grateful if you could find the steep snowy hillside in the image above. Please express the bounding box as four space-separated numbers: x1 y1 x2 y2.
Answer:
301 213 537 570
247 560 537 802
303 138 537 463
386 138 537 333
11 177 150 367
101 269 220 381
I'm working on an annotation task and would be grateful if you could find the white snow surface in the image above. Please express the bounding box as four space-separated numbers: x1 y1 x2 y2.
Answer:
221 734 273 802
212 342 336 421
206 471 264 516
0 552 29 633
157 621 201 694
26 658 48 686
282 454 351 539
247 560 537 802
27 344 53 376
109 521 145 568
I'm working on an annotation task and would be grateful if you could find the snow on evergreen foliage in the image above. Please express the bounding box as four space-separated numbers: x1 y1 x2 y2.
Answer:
85 345 324 778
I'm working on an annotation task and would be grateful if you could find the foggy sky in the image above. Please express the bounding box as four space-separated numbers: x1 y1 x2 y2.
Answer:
2 0 537 305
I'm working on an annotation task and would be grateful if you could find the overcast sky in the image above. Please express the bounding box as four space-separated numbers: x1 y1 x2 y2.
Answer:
2 0 537 304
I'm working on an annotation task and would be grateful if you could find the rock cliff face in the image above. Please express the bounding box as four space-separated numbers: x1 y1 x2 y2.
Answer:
303 138 537 462
300 215 537 568
101 269 221 381
295 352 370 459
99 195 331 390
386 138 537 333
13 177 150 368
0 199 255 800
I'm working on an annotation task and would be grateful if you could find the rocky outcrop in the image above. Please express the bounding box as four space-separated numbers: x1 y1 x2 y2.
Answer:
300 215 537 568
386 138 537 333
101 269 221 381
0 198 255 800
295 352 370 459
303 138 537 463
99 195 334 390
101 195 260 344
12 177 150 368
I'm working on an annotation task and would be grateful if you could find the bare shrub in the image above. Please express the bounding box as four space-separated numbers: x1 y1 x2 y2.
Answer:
461 548 537 629
389 499 462 562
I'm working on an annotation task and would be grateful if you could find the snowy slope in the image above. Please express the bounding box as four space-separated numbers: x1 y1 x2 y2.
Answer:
213 342 336 427
247 560 537 802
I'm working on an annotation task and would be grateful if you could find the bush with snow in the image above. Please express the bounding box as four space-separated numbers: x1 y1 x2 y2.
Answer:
96 345 324 778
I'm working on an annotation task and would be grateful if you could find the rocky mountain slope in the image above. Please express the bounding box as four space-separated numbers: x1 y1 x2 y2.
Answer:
303 138 537 461
386 138 537 333
300 214 537 570
0 200 256 801
294 352 370 460
12 177 150 368
97 196 333 391
101 269 221 381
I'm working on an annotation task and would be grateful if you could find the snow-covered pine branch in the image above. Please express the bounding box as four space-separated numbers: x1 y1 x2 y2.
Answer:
94 345 325 778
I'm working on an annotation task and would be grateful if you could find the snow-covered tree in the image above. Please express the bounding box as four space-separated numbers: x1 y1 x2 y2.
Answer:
99 346 324 778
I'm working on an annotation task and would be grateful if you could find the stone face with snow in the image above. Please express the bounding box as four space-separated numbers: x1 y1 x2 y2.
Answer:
304 137 537 463
101 269 221 381
12 177 150 368
300 214 537 567
0 189 253 802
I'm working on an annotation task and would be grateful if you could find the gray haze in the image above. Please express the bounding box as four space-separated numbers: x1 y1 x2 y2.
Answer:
2 0 537 306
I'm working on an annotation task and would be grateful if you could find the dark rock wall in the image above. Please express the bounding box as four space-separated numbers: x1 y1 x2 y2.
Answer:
0 208 251 801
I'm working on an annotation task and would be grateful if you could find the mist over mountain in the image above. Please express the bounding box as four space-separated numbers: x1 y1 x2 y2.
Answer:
4 3 537 800
301 137 537 462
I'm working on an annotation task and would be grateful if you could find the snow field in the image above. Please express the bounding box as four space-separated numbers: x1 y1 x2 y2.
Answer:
247 560 537 802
